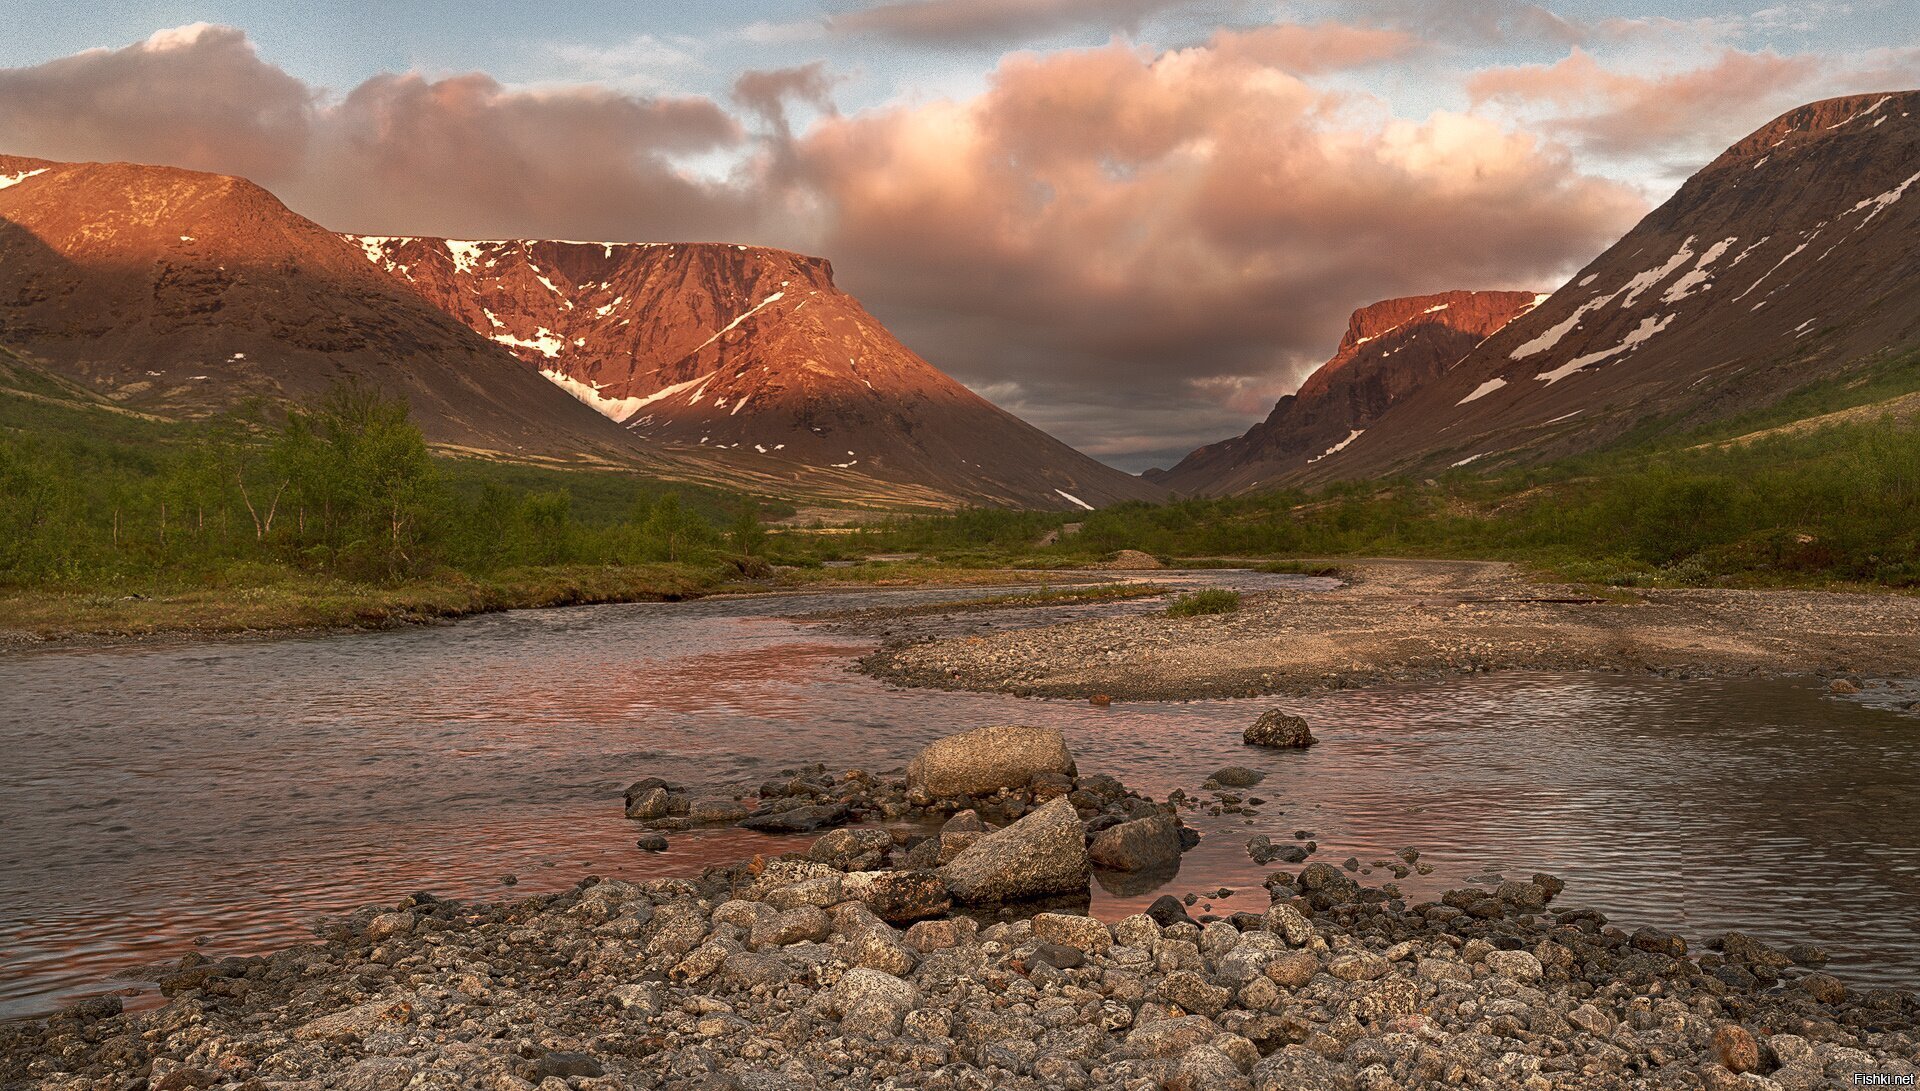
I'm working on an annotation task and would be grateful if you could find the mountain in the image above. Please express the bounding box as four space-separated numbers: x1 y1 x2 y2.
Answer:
0 155 637 462
1290 90 1920 483
348 236 1163 509
1151 290 1541 494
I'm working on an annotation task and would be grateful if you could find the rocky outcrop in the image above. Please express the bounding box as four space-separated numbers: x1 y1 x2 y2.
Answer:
905 725 1077 799
939 798 1091 904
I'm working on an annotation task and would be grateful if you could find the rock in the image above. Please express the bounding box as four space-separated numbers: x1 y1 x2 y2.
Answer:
749 906 831 949
939 797 1090 904
1796 971 1846 1005
1159 970 1231 1017
1030 942 1085 969
1245 710 1317 749
1211 766 1265 787
688 797 750 824
905 725 1077 798
840 869 952 922
1124 1014 1218 1057
1630 927 1688 958
1262 903 1315 946
1147 893 1199 928
1712 1025 1762 1074
1829 677 1861 694
1032 912 1113 953
1265 951 1320 988
826 967 921 1037
1483 950 1543 982
808 827 894 870
634 833 669 852
1089 812 1185 871
625 785 672 820
529 1052 604 1081
739 802 851 832
365 912 414 941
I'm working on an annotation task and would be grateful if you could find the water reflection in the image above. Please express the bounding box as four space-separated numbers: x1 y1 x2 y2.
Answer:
1 576 1916 1017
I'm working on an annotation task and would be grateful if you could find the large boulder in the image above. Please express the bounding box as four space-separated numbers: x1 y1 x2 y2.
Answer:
939 797 1090 904
1088 813 1184 871
906 726 1077 799
1244 710 1316 749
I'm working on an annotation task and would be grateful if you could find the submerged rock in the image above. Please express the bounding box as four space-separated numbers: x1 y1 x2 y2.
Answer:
1089 812 1185 872
1245 709 1317 749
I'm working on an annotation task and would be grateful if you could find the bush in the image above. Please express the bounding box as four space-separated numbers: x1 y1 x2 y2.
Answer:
1166 588 1241 617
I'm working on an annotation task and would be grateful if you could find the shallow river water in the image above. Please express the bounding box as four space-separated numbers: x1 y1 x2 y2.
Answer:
2 573 1918 1018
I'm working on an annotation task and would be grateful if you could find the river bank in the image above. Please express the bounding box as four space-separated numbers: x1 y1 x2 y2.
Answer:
4 753 1915 1091
0 562 1134 647
860 559 1920 700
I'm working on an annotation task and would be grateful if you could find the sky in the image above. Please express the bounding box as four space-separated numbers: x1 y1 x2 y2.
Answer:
0 2 1915 470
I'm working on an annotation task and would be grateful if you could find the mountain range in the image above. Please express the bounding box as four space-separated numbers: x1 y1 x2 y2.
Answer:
3 89 1916 510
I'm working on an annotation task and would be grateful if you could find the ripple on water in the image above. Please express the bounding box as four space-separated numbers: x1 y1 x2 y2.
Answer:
1 576 1917 1016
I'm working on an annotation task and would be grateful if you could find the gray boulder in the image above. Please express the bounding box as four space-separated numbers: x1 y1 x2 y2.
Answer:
1244 710 1316 749
1089 813 1184 871
939 797 1089 904
906 725 1077 798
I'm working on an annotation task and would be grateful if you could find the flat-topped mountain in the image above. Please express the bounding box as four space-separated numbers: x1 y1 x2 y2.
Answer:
1152 290 1541 494
1291 90 1920 482
350 236 1163 509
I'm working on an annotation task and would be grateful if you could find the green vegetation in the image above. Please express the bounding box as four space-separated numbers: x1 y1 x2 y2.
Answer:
854 355 1920 589
1166 588 1241 617
0 379 783 634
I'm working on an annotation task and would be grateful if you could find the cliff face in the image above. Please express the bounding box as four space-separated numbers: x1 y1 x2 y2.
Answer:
1288 90 1920 483
1155 290 1541 494
0 155 634 460
352 237 1164 509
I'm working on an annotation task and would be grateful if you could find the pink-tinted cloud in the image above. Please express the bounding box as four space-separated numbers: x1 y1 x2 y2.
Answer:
0 23 313 184
789 37 1643 418
1203 22 1416 74
830 0 1200 47
1467 47 1829 160
732 63 839 136
0 22 752 242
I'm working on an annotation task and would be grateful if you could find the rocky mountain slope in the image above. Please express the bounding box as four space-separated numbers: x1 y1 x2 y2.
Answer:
1150 291 1541 494
1290 90 1920 483
348 237 1163 510
0 155 637 462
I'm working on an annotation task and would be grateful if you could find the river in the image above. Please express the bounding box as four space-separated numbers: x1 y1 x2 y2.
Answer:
2 572 1917 1018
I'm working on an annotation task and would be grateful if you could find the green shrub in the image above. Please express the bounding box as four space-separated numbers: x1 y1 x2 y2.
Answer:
1166 588 1241 617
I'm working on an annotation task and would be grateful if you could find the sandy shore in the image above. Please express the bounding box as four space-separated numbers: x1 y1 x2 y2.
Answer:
860 560 1920 700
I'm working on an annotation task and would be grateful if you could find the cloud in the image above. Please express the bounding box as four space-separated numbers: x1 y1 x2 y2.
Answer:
1468 47 1832 162
829 0 1204 48
0 23 313 183
788 36 1645 462
732 63 839 138
1202 22 1416 74
0 23 754 242
1312 0 1586 48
